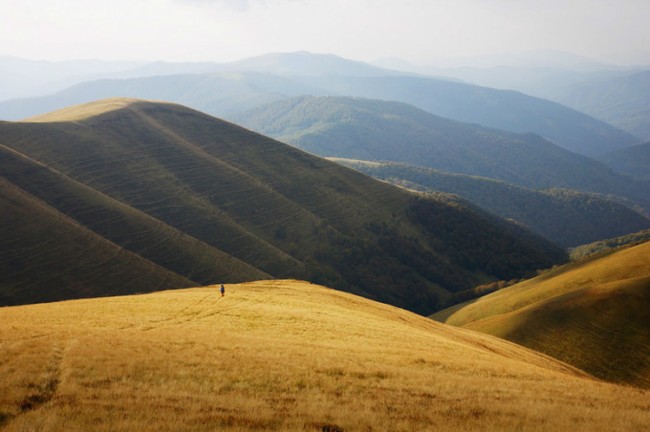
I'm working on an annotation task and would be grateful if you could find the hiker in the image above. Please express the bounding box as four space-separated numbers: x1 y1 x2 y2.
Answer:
220 284 225 297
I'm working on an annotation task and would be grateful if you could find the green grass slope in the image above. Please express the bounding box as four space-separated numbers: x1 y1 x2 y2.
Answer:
0 143 270 307
232 96 648 206
432 241 650 388
0 177 194 305
0 98 566 313
1 280 648 431
334 159 650 247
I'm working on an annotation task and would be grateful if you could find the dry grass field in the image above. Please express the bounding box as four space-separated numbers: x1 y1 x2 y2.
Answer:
432 241 650 388
1 280 648 431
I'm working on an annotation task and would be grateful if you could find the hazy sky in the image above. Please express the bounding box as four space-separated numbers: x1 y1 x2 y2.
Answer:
2 0 649 65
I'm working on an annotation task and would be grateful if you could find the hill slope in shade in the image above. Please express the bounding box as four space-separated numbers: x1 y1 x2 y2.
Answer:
0 177 195 305
0 98 566 313
1 280 649 431
334 159 650 247
432 241 650 388
0 143 269 306
233 96 647 205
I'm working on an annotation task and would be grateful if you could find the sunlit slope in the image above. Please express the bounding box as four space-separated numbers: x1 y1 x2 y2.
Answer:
1 280 648 432
0 98 565 313
0 177 193 305
433 241 650 387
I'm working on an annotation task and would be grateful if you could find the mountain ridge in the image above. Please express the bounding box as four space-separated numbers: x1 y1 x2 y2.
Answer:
0 98 565 313
232 95 648 206
0 51 639 157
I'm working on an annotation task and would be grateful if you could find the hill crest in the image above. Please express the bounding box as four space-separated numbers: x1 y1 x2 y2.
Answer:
25 97 171 122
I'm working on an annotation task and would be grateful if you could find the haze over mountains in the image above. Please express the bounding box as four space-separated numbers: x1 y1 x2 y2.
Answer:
0 98 566 313
0 52 640 157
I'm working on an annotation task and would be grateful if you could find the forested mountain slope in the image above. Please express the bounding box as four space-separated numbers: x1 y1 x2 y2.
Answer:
233 96 647 206
334 159 650 247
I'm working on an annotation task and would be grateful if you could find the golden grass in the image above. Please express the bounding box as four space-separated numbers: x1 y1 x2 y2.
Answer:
1 280 649 431
24 98 166 123
432 241 650 387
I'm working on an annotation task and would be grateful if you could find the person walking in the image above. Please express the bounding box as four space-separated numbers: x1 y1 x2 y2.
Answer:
220 284 225 297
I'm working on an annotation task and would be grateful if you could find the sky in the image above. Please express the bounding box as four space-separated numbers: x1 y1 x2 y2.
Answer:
2 0 649 66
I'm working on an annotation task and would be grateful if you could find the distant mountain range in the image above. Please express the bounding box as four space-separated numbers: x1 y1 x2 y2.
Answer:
598 142 650 181
232 96 649 208
396 62 650 142
548 70 650 142
0 52 639 157
333 159 650 248
0 98 566 313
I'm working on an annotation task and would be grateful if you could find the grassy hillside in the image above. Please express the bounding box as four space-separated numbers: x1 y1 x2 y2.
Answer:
432 241 650 388
1 280 649 431
0 98 565 313
0 143 269 306
232 96 648 207
0 177 195 305
334 159 650 247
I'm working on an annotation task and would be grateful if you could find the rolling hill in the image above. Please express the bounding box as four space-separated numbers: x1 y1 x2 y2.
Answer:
1 280 648 431
432 241 650 388
232 96 648 205
0 98 566 313
333 159 650 247
0 52 639 157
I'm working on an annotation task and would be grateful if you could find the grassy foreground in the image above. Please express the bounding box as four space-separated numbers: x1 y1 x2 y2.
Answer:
1 280 649 431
